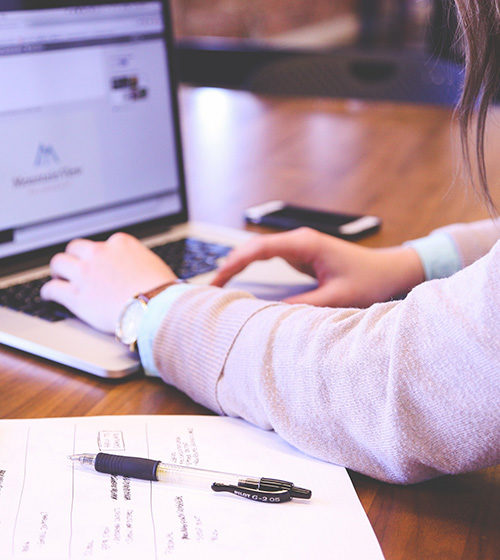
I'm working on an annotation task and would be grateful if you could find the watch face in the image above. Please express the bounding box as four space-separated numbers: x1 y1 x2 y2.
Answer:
117 299 147 346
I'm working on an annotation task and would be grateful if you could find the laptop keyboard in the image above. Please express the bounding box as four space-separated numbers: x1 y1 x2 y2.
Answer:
150 237 231 279
0 238 231 323
0 276 73 322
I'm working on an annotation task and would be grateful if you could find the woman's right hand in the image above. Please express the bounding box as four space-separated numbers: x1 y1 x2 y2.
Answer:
211 227 425 308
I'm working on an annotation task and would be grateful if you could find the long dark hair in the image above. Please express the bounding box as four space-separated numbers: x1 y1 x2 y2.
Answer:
454 0 500 211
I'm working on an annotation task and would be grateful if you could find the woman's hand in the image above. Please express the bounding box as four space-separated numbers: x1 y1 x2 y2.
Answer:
41 232 177 333
212 227 425 308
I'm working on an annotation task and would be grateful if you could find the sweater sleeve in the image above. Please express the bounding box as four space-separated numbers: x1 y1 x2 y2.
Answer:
405 219 499 279
152 239 500 484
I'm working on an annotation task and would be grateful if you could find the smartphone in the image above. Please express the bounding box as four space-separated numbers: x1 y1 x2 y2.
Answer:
244 201 381 240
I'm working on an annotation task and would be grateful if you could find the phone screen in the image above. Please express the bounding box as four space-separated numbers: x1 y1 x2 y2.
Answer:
266 206 360 227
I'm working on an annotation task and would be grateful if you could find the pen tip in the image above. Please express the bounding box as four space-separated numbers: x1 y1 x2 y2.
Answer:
68 453 96 467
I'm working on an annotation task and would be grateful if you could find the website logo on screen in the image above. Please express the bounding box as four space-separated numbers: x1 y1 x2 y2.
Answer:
11 144 83 189
34 144 60 167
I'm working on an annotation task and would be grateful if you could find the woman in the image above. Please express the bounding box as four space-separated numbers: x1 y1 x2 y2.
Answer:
41 0 499 483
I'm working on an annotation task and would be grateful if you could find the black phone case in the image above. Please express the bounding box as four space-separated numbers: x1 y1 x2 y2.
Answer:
245 207 380 240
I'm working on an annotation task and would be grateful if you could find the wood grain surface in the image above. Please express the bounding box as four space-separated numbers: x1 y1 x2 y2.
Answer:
1 86 498 560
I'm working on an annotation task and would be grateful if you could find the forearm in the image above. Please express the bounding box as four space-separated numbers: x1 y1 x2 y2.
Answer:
149 242 500 483
406 218 500 280
439 218 500 265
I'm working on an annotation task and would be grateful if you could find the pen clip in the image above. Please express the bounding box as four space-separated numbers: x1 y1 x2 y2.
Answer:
211 483 292 503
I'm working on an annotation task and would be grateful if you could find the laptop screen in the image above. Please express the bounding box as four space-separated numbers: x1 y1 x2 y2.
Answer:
0 1 185 260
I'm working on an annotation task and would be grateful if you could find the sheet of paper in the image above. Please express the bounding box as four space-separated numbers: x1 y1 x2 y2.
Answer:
0 415 384 559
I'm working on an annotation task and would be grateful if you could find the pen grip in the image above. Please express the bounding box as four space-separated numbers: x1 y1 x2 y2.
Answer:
95 453 160 481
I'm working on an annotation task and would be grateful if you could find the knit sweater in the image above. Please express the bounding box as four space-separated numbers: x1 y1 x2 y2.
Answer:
150 220 500 484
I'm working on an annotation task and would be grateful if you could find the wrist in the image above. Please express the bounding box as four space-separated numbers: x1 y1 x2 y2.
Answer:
137 282 195 377
378 246 425 298
404 232 462 280
115 279 182 351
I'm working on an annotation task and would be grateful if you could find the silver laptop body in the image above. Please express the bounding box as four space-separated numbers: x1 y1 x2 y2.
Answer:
0 0 315 377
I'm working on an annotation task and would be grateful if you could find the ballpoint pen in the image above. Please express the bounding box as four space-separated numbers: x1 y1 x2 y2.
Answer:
69 452 312 504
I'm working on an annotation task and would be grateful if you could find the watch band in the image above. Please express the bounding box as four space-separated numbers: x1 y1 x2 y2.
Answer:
138 279 185 303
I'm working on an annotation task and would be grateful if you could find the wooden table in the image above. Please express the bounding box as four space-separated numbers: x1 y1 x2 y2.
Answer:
1 87 499 559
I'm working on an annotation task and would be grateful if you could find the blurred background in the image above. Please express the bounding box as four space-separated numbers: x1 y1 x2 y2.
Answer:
171 0 464 105
172 0 436 52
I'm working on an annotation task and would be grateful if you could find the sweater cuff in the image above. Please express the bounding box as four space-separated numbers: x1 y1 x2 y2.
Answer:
404 232 462 281
137 283 195 377
152 286 280 414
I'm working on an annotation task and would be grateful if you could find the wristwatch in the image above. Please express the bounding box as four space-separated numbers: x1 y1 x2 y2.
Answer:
115 280 181 352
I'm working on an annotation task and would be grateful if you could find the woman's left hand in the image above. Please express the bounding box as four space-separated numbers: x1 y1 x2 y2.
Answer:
41 232 177 333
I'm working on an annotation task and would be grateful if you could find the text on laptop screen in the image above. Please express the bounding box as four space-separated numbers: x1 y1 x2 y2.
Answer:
0 1 183 258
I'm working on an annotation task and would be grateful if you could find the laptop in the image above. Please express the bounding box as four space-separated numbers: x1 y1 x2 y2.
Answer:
0 0 316 377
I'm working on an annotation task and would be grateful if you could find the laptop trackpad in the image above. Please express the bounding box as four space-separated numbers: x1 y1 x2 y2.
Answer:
226 257 317 301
